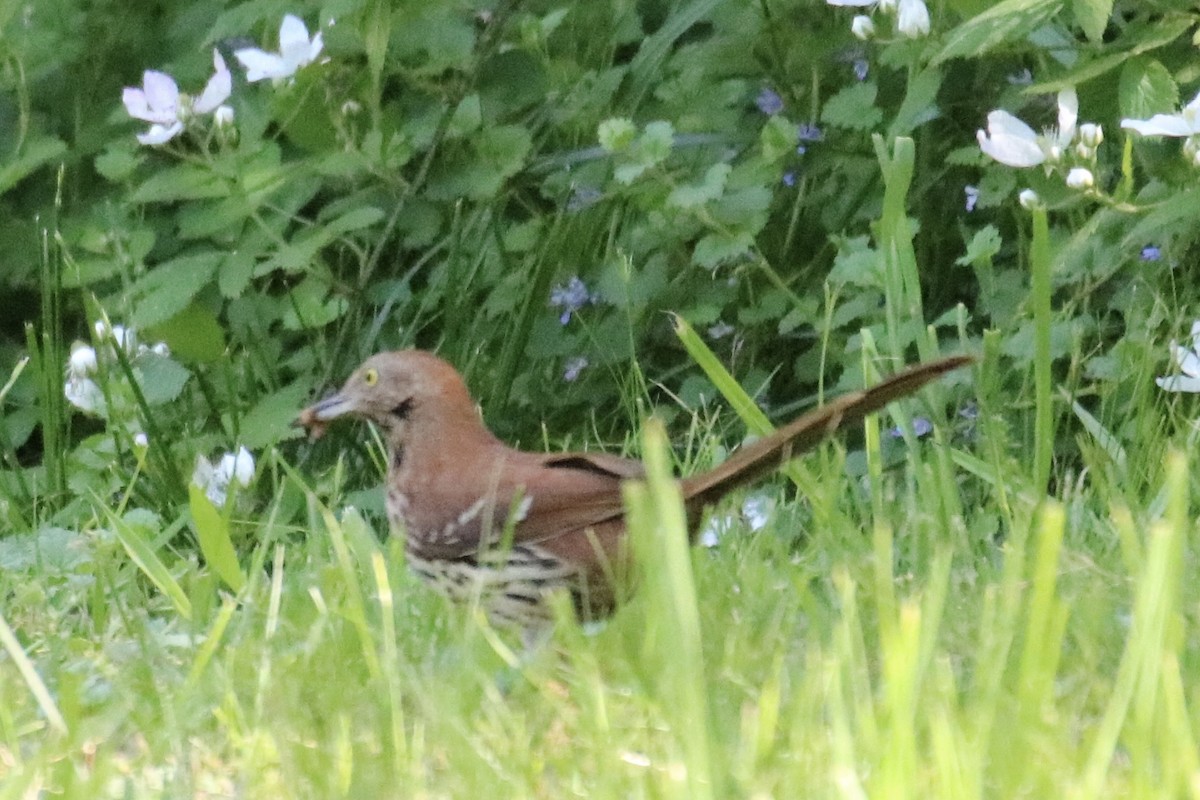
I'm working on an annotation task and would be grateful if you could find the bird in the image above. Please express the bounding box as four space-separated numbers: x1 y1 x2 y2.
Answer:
297 350 970 629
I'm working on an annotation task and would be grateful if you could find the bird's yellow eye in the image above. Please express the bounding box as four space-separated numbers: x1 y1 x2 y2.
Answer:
363 368 379 387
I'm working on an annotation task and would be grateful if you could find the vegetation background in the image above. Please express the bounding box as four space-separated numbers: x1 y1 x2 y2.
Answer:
2 0 1200 796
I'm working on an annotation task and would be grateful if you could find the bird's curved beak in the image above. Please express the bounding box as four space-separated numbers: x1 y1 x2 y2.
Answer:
294 392 357 439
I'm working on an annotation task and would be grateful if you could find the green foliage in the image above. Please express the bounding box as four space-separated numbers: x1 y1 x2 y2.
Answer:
6 0 1200 790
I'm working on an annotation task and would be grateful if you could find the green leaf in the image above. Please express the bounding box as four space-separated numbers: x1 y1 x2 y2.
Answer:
0 136 67 194
640 121 675 163
129 252 221 328
478 125 532 176
1119 58 1179 122
957 226 1003 267
106 507 192 620
188 484 247 593
1072 0 1113 43
598 118 637 153
821 83 883 132
239 382 311 449
94 146 143 182
130 165 231 203
218 251 255 298
448 94 483 137
932 0 1064 65
148 304 226 363
136 353 192 405
760 115 799 162
693 230 754 268
889 69 943 138
667 163 730 209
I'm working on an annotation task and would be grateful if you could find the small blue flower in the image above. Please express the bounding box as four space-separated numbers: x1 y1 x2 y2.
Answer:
797 123 824 142
964 185 979 212
853 59 869 81
1141 245 1162 262
756 87 784 115
782 172 797 187
549 277 594 325
563 356 589 382
888 416 933 439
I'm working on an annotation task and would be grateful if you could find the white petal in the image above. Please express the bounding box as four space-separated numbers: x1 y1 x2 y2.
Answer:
278 14 311 50
1055 88 1077 145
307 30 324 63
194 49 232 113
65 377 104 414
826 0 875 5
142 71 180 116
136 121 184 145
1121 114 1196 137
122 88 155 122
1156 374 1200 393
232 447 255 486
235 47 290 82
69 345 97 376
977 124 1044 167
1169 341 1200 377
896 0 930 37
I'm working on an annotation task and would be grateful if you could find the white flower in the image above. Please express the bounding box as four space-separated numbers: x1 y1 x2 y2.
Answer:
1157 321 1200 392
826 0 874 5
134 432 149 449
96 322 137 353
1065 167 1094 189
68 345 97 377
193 50 232 115
851 15 875 39
193 447 256 506
121 50 231 145
896 0 930 37
151 342 170 357
213 105 235 127
1122 91 1200 138
235 14 324 82
977 88 1078 168
1018 188 1040 209
65 377 104 415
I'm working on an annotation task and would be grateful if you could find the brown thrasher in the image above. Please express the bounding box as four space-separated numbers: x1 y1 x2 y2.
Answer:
297 350 969 628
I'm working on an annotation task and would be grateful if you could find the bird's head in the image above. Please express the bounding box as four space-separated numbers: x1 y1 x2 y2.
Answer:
297 350 482 443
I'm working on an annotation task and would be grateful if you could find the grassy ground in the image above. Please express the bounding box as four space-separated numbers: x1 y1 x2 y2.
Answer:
2 368 1196 799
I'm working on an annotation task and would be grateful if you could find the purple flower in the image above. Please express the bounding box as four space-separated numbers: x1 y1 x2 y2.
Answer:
888 416 933 439
563 356 589 382
964 185 979 212
797 123 824 142
1141 245 1162 262
549 277 594 325
756 87 784 115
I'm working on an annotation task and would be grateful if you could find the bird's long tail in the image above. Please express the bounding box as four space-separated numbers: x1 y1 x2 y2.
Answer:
679 354 972 510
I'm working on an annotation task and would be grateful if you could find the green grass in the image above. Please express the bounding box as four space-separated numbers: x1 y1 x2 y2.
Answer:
1 385 1197 798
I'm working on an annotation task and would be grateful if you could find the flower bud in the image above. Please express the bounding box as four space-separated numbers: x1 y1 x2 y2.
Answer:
1066 167 1094 190
69 345 98 376
1078 123 1103 148
1018 189 1040 209
851 15 875 40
